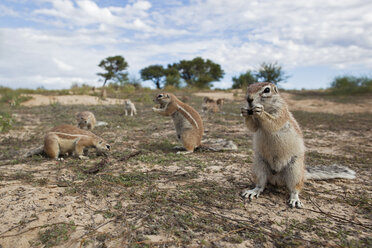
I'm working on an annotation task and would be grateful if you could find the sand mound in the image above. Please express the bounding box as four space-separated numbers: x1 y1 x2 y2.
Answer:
21 94 125 107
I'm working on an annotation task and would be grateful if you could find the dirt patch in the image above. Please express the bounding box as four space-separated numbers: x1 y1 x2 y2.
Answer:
0 92 371 247
193 91 238 100
21 94 125 107
281 92 372 114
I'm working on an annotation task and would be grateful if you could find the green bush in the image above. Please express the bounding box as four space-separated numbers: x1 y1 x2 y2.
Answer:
0 87 32 106
121 84 136 94
330 76 372 94
0 112 13 133
69 83 92 95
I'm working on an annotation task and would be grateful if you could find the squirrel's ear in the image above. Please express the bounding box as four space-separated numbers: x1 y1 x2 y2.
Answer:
273 85 279 93
166 94 170 98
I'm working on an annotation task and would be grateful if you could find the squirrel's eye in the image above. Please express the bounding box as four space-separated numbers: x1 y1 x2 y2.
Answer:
157 94 163 98
263 87 270 93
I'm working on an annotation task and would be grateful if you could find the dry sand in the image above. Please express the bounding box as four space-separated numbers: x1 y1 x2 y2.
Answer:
21 94 125 107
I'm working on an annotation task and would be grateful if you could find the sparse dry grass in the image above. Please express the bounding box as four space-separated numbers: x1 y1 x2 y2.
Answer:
0 89 371 247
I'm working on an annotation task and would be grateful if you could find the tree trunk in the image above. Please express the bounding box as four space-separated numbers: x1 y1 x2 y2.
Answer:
156 79 160 89
101 87 107 100
102 78 108 87
100 78 108 100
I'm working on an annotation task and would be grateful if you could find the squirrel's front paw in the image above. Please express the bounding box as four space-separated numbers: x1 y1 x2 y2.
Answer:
252 104 264 115
152 107 158 112
241 107 253 117
240 107 248 116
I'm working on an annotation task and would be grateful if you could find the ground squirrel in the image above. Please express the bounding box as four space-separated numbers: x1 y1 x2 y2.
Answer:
216 98 224 108
76 111 96 130
25 124 111 160
202 97 224 113
153 93 204 153
240 82 355 208
124 99 137 116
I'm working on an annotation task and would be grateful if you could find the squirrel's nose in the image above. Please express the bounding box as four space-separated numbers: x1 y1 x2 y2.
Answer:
247 97 253 104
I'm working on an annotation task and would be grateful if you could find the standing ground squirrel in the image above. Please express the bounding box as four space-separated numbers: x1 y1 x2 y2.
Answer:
240 82 355 208
76 111 96 130
24 124 110 160
153 93 204 153
124 99 137 116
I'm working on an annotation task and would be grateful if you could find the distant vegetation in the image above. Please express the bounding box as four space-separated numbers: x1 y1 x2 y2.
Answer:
0 73 371 133
97 55 129 87
0 111 13 133
329 76 372 94
140 57 224 89
232 62 288 89
96 56 285 90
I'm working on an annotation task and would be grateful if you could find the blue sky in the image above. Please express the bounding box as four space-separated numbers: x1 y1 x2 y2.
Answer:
0 0 371 90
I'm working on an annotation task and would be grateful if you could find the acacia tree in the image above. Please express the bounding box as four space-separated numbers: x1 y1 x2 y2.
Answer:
169 57 224 89
256 62 288 85
140 65 166 89
97 55 129 87
232 70 256 89
164 67 181 88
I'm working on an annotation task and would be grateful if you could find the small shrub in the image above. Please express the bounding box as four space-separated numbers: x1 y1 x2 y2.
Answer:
121 84 136 94
163 85 178 92
0 87 32 106
38 222 76 247
330 76 372 94
0 112 13 133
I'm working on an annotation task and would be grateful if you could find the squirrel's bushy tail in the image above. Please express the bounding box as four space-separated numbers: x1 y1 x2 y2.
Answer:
23 146 44 158
305 164 356 180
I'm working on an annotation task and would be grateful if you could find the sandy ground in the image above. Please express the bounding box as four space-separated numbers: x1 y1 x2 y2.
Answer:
21 94 125 106
0 91 371 247
22 92 372 114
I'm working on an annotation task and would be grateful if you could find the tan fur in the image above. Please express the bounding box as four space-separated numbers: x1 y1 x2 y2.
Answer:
123 99 137 116
180 96 190 103
216 98 224 106
75 111 96 130
241 82 306 208
201 97 222 113
43 124 110 160
153 93 204 152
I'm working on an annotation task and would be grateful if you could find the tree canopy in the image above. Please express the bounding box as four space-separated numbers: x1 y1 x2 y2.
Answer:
232 70 256 89
164 67 181 88
169 57 224 89
140 65 166 89
256 62 288 85
97 55 129 87
231 62 288 89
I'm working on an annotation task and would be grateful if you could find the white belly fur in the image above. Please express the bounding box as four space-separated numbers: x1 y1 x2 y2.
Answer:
172 111 193 139
254 121 304 172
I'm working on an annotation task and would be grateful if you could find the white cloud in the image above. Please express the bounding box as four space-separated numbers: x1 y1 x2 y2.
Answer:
1 0 372 89
0 4 19 17
53 58 73 71
34 0 154 31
